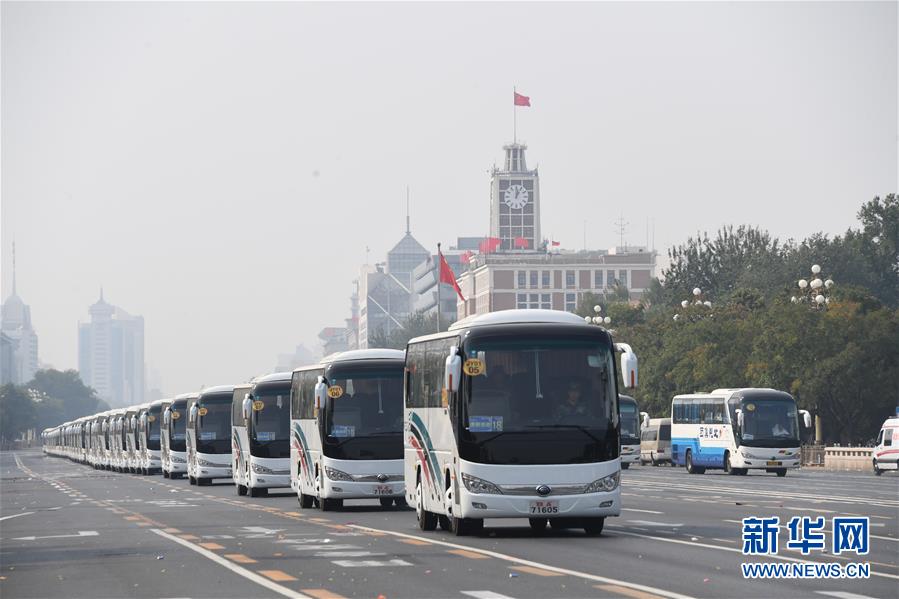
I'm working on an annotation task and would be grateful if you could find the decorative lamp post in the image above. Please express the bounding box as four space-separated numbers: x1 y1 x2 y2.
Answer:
791 264 834 311
585 304 611 327
674 287 712 321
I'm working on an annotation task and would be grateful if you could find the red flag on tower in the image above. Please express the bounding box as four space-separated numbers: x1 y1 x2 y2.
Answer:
514 92 531 107
513 237 529 249
478 237 501 254
439 250 465 302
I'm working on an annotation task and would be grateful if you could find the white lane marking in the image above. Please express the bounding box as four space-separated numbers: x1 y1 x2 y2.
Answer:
331 559 412 567
151 529 311 599
626 520 683 528
0 512 34 522
347 524 695 599
622 508 664 514
13 531 98 541
314 551 385 558
816 592 879 599
461 592 518 599
609 528 899 581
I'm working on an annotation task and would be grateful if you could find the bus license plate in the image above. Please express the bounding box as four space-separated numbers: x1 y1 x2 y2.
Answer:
529 500 559 515
766 460 782 466
373 485 393 495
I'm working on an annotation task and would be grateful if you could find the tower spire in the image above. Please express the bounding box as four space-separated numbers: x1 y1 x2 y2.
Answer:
405 186 411 235
11 241 16 295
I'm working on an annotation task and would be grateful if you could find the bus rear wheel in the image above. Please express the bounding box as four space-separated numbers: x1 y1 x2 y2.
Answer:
237 484 247 496
724 451 737 475
685 450 705 474
189 475 197 485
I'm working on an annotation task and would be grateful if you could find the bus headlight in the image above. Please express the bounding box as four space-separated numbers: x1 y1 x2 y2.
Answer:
585 472 620 493
461 473 501 495
252 463 274 474
325 466 353 481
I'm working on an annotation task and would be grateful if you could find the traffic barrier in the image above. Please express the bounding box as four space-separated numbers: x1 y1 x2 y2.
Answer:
800 445 825 467
823 447 873 472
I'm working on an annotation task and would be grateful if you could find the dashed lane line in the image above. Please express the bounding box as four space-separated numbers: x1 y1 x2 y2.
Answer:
460 592 518 599
815 591 879 599
509 565 564 577
0 512 34 522
151 529 310 599
345 524 696 599
448 548 491 560
595 584 669 599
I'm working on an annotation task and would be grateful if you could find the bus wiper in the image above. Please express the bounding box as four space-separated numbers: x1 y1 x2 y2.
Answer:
525 424 600 443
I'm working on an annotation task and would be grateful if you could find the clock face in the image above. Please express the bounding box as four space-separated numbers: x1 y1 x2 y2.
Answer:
503 184 529 209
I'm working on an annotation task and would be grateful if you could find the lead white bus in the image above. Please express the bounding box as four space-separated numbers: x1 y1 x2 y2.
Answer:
671 388 811 476
138 400 165 475
162 393 194 479
291 350 406 511
404 310 637 536
187 385 234 485
232 372 292 497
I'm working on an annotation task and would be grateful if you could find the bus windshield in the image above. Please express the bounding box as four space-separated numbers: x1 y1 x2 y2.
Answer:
619 398 639 445
251 386 291 458
740 396 799 447
197 397 231 454
147 407 161 450
169 401 187 452
323 367 404 460
460 336 619 465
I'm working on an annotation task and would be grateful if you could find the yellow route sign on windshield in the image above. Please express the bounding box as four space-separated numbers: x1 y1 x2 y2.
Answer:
252 400 265 411
327 385 344 399
463 359 485 376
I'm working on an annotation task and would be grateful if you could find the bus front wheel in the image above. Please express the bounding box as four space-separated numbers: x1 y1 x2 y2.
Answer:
583 517 605 536
873 460 882 476
416 482 437 531
775 469 787 477
237 483 247 496
529 518 548 533
724 451 737 475
299 493 314 508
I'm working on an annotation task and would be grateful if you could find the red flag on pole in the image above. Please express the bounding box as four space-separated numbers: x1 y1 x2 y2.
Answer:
439 251 465 302
478 237 501 254
514 92 531 107
460 250 474 263
513 237 529 249
551 240 561 247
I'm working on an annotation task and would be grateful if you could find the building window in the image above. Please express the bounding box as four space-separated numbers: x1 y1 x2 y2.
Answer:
529 293 538 305
541 294 551 309
618 270 628 288
517 293 528 309
517 271 526 288
565 270 576 289
607 270 616 287
594 270 603 289
530 271 538 289
542 271 550 288
518 293 552 310
565 293 577 312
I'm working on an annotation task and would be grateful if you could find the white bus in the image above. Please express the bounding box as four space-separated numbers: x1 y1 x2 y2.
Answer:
138 400 165 475
232 372 292 497
618 395 643 469
404 310 638 536
671 388 811 476
873 416 899 475
187 385 234 485
291 350 406 511
162 394 194 479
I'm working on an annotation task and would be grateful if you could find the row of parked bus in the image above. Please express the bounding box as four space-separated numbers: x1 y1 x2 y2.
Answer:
43 310 639 536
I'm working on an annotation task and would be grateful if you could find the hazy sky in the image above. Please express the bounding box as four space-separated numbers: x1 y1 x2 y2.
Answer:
2 2 896 396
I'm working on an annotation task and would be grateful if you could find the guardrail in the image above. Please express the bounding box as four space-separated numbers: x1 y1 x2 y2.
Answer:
801 445 825 467
823 446 873 472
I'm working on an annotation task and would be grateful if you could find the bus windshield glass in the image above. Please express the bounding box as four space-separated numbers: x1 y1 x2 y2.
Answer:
197 397 231 454
251 385 291 458
460 335 619 465
740 396 799 447
323 367 403 460
169 401 187 452
147 406 161 450
619 399 639 445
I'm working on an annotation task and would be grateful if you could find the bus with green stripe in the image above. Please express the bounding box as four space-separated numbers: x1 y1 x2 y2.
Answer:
403 309 637 536
290 349 406 511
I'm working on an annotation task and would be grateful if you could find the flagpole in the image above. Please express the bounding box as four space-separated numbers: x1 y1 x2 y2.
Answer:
436 243 442 333
513 86 517 144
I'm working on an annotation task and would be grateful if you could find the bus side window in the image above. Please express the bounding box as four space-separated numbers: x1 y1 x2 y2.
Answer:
884 429 894 448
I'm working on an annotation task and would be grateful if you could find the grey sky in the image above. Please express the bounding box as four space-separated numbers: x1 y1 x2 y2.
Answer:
2 2 896 396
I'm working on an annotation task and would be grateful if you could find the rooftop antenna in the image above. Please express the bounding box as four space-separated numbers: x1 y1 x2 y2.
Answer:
11 240 16 294
406 186 411 235
614 214 629 252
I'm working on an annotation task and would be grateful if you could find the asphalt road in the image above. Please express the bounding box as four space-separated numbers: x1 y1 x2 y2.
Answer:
2 450 896 599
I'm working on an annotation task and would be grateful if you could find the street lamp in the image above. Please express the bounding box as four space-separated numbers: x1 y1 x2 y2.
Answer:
791 264 834 310
674 287 712 321
584 304 611 327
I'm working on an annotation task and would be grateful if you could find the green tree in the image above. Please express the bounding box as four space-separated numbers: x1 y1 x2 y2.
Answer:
0 384 37 446
26 369 104 424
368 311 453 349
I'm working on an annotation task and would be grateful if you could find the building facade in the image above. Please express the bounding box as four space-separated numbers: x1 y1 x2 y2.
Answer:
490 143 542 251
78 291 145 407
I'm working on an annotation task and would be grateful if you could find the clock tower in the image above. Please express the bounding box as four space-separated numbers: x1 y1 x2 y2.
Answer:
489 142 541 252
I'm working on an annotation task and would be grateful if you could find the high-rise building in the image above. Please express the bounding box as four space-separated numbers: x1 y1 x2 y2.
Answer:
1 245 39 385
78 290 144 407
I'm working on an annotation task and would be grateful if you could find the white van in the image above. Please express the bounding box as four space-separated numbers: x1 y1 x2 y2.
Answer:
873 416 899 475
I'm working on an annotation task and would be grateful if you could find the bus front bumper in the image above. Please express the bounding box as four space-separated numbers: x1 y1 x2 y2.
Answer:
734 451 800 470
322 479 405 500
457 487 620 519
250 472 291 489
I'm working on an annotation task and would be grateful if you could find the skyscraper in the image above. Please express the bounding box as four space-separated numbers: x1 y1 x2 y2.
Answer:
1 244 39 385
78 290 144 407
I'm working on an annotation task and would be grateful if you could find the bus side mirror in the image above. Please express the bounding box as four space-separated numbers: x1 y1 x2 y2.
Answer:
242 395 253 421
163 409 171 426
314 377 328 418
800 410 811 429
735 409 743 429
445 347 462 393
641 412 650 429
615 343 638 389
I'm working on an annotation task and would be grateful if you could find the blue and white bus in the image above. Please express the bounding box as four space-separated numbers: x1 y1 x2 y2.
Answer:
671 388 811 476
404 310 637 536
